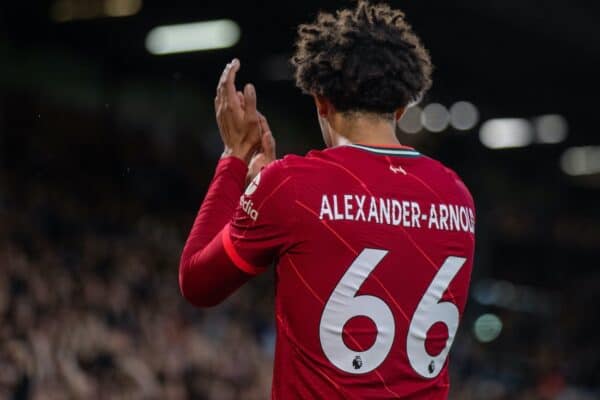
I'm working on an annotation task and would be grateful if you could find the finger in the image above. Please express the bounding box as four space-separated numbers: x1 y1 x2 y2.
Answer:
221 60 242 119
216 90 226 119
237 91 245 110
216 62 233 117
258 113 276 157
243 83 259 124
219 108 236 142
262 130 276 161
224 59 240 101
216 62 232 96
215 94 224 126
258 113 271 135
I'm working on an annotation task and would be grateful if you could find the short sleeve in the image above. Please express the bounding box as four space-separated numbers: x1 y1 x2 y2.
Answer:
222 160 295 275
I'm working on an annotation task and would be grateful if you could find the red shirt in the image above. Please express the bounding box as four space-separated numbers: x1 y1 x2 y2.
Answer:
181 144 475 399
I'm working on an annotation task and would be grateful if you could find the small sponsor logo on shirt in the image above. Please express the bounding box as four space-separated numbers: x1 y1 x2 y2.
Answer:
240 172 261 221
428 360 435 374
353 355 363 370
245 172 261 196
240 197 259 221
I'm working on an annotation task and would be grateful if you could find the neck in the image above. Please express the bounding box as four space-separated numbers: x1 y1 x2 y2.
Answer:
330 113 401 147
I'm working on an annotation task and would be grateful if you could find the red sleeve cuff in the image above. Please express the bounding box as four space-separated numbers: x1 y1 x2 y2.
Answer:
221 224 267 275
216 156 249 179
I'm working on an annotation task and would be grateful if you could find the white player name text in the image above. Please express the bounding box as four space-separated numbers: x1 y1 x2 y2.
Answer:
318 194 475 233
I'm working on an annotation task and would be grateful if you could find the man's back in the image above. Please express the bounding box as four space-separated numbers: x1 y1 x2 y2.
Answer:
227 143 475 398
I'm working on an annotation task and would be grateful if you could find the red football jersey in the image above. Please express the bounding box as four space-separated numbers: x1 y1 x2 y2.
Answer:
223 143 475 399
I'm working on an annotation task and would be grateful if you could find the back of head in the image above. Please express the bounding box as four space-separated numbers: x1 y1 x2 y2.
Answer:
292 0 433 116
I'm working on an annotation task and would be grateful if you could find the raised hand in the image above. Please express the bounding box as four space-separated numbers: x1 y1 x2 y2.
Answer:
215 59 262 164
247 113 277 184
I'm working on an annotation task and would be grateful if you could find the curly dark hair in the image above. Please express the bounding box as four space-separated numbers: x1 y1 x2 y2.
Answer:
292 0 432 115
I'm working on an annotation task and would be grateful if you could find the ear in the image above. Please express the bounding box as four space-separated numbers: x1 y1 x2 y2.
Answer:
394 107 406 122
313 95 333 117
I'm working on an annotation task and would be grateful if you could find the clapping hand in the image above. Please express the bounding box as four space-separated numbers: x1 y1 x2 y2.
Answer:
215 59 262 164
214 59 277 181
247 113 276 184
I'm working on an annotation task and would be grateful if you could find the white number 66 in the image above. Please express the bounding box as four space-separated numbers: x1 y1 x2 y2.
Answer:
319 248 466 377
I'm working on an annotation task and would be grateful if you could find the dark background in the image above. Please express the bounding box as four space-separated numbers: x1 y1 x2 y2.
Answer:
0 1 599 399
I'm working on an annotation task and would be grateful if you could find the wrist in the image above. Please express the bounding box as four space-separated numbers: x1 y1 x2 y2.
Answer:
215 155 249 190
221 146 253 164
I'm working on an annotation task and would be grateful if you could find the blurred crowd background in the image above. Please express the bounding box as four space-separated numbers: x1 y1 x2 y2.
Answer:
1 1 599 399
